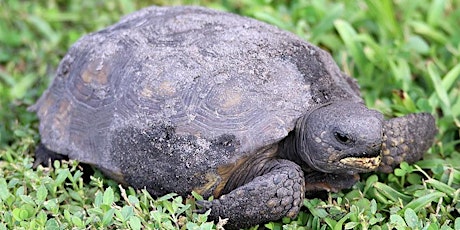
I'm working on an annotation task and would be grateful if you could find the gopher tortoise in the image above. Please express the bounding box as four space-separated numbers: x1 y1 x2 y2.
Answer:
31 6 436 229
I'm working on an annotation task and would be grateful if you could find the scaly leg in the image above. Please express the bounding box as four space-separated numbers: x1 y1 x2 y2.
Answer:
198 159 304 229
379 113 436 173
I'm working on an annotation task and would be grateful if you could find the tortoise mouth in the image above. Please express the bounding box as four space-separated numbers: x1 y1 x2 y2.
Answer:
337 143 382 170
339 154 381 170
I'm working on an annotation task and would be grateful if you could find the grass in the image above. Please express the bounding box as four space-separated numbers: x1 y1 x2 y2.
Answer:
0 0 459 229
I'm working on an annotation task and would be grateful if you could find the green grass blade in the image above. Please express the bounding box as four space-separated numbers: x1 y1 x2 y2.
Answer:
410 21 448 44
427 0 447 27
334 19 369 76
441 63 460 92
400 191 445 213
1 0 459 229
373 182 412 203
310 4 344 42
365 0 400 38
334 212 352 230
425 179 456 198
428 62 452 115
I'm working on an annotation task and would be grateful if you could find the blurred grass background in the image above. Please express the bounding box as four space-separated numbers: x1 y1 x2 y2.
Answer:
0 0 459 229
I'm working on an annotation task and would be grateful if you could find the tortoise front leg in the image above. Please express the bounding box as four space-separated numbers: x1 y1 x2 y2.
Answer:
378 113 436 173
198 159 304 229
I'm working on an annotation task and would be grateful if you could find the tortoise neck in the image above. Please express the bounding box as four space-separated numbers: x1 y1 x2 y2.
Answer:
277 131 305 168
278 103 333 172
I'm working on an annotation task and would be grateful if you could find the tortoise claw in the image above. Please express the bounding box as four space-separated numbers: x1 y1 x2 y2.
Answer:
194 200 212 214
33 143 68 168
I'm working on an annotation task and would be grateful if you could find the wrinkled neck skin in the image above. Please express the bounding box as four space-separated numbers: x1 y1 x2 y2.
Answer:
277 131 313 171
277 103 331 173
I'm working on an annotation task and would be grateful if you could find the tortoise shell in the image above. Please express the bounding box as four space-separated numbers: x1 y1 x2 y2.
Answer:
32 6 363 197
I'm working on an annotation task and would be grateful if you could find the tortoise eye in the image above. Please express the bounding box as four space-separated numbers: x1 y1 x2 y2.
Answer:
334 131 352 144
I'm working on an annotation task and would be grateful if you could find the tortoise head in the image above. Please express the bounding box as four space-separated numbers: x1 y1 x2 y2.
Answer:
295 101 436 174
296 101 384 174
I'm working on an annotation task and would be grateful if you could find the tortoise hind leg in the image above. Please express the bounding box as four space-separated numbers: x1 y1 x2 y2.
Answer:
197 158 305 229
33 143 68 168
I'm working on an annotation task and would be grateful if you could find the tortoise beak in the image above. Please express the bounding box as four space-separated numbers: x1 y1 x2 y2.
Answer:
338 144 382 171
339 154 382 170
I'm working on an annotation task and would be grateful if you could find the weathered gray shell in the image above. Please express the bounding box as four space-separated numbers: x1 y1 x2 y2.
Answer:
32 6 362 196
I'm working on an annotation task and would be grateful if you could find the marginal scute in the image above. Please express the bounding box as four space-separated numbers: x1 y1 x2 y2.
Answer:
193 172 221 195
36 91 56 118
51 97 72 144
